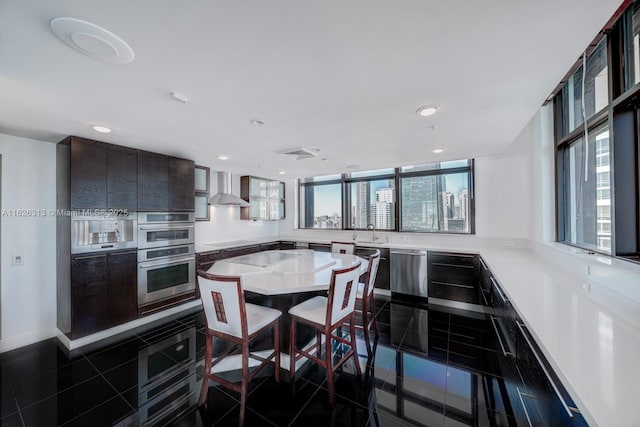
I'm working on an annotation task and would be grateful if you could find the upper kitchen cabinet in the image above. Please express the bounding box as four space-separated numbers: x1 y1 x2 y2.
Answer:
69 136 107 209
138 151 170 211
107 144 137 210
240 176 285 220
68 136 137 210
138 151 194 212
169 157 195 211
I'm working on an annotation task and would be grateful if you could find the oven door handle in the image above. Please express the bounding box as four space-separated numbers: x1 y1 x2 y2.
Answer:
139 257 195 268
139 225 195 230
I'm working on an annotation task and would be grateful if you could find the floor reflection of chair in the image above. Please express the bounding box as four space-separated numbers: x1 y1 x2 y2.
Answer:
197 271 282 427
288 263 362 404
356 250 381 354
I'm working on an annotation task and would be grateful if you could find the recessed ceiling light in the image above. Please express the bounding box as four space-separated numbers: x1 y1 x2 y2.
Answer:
217 155 229 160
416 105 439 117
432 148 444 154
250 119 264 126
91 125 112 133
278 171 286 175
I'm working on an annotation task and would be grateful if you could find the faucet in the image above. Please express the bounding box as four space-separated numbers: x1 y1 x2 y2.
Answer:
352 228 357 242
367 223 376 242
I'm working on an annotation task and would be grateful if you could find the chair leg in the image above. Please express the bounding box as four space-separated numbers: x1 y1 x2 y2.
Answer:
199 333 213 406
240 340 249 427
274 319 280 383
289 317 296 384
369 295 379 337
360 298 372 355
350 316 362 377
325 326 335 405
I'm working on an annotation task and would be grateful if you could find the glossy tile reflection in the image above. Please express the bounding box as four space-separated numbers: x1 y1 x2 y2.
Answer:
0 297 586 426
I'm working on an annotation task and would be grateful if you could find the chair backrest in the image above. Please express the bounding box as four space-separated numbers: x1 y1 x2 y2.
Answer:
197 271 246 338
330 241 356 255
363 250 381 298
327 262 362 325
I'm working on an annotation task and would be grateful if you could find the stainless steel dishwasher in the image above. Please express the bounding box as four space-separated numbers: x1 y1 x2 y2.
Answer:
390 249 428 298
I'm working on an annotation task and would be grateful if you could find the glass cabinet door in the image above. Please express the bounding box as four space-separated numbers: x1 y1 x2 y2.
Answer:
269 200 285 220
249 200 269 219
250 178 269 197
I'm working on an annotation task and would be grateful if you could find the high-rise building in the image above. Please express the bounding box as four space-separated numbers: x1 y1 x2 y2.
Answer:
374 188 394 229
353 181 371 228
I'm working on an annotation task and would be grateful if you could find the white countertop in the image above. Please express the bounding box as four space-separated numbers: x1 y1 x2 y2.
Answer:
480 247 640 427
197 236 640 426
206 249 368 295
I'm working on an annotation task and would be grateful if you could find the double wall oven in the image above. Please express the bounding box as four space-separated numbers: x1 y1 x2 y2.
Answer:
137 212 196 313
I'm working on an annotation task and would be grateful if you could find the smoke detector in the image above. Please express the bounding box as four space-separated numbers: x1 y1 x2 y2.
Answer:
280 147 319 160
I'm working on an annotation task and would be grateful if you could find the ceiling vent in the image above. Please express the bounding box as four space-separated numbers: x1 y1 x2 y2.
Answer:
280 147 319 160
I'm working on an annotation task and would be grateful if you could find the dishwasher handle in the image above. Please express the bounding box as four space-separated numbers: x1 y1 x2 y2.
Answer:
390 250 427 256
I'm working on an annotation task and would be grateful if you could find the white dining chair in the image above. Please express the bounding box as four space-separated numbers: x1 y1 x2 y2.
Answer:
197 271 282 427
288 262 362 404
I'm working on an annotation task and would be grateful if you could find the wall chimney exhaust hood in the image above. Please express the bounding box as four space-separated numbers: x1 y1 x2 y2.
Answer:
209 172 249 206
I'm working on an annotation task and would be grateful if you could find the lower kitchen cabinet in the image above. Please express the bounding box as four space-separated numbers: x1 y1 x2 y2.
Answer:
70 250 137 339
356 246 390 290
427 251 480 304
278 240 296 250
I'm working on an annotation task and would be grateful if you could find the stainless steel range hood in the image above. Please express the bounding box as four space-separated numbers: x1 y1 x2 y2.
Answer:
209 172 249 206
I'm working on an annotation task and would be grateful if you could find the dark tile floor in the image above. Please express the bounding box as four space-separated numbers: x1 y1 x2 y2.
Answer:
0 297 571 426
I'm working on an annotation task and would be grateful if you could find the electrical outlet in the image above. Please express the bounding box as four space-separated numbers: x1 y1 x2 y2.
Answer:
11 254 23 266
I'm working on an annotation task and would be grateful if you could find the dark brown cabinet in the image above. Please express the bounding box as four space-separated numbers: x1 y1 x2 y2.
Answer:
69 137 138 210
70 253 109 338
138 150 170 211
138 152 194 211
357 246 390 290
70 250 137 339
169 157 195 211
107 145 138 209
70 137 107 209
107 251 138 325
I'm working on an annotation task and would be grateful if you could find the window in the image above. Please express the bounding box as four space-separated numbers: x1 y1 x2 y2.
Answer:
554 0 640 262
558 125 611 254
348 178 396 230
299 161 474 234
558 38 608 137
400 167 472 233
299 180 342 229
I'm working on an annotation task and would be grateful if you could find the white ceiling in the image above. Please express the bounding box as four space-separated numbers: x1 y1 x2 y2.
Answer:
0 0 622 179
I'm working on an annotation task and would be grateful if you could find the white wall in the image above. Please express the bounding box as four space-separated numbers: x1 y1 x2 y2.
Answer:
194 171 280 243
0 134 57 352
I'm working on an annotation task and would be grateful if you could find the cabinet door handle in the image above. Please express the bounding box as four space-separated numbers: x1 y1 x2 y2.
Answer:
490 277 507 303
490 316 514 357
517 387 534 427
516 322 574 418
72 254 104 260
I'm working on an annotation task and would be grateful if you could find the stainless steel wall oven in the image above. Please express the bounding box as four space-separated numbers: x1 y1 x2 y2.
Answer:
137 212 196 311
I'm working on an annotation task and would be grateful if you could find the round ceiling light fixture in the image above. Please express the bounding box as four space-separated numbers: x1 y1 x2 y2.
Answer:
416 105 439 117
217 155 229 160
432 148 444 154
250 119 264 126
91 124 113 133
50 17 135 64
278 171 286 175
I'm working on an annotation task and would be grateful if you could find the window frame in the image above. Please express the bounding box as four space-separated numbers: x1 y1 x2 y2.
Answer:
298 161 475 234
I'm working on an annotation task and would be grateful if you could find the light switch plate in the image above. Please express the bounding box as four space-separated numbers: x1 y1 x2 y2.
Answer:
11 254 23 266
